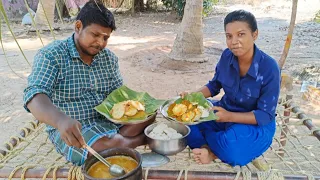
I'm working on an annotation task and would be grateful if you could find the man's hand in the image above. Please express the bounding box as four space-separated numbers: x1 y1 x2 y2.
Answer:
26 94 86 147
57 118 85 148
211 106 232 122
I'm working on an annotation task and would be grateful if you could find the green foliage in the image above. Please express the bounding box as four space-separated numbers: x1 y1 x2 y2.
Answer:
161 0 219 17
0 0 31 67
315 10 320 23
203 0 219 17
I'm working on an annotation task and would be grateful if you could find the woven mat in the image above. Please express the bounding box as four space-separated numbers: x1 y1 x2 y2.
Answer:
0 96 319 179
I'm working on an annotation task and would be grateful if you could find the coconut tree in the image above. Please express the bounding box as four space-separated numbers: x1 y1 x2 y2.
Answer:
0 0 31 78
34 0 56 30
169 0 206 62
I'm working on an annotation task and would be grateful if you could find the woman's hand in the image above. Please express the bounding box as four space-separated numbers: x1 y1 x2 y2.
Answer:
211 106 232 122
179 91 189 99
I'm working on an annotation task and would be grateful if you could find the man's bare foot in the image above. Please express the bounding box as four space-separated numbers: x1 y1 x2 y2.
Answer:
192 148 217 164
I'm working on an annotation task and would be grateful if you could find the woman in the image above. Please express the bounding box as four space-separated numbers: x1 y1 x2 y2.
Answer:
66 0 89 19
183 10 280 166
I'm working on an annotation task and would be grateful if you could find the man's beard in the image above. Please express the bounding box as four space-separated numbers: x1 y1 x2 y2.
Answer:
80 45 100 56
76 39 101 57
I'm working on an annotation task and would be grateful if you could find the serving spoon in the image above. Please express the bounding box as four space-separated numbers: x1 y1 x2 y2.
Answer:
83 144 126 177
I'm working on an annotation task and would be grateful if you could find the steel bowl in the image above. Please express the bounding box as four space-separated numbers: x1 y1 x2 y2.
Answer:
160 97 214 125
144 122 190 156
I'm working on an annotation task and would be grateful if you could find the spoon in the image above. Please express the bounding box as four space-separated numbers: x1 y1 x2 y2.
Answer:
83 144 126 177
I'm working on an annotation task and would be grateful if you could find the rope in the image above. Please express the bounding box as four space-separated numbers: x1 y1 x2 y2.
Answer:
21 166 35 180
4 142 14 151
241 168 251 180
144 168 150 180
66 166 84 180
52 165 61 180
184 169 189 180
275 115 320 173
234 171 241 180
177 169 184 180
67 166 76 180
75 166 84 180
20 127 30 137
10 136 20 144
234 169 251 180
0 123 46 163
252 159 270 171
8 166 22 180
42 166 53 180
305 173 315 180
29 121 38 129
311 128 320 135
257 171 284 180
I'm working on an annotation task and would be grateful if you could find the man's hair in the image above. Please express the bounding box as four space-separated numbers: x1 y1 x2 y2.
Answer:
224 10 257 32
76 0 116 30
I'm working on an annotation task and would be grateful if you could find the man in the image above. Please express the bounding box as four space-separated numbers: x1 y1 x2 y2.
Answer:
23 0 152 166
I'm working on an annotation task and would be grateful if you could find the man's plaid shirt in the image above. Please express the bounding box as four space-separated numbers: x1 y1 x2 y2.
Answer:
23 35 123 132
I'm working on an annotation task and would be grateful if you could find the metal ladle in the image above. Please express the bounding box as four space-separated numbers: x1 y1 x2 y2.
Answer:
83 144 126 177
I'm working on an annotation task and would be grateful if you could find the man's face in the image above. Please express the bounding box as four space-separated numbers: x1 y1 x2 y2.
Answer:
75 22 112 56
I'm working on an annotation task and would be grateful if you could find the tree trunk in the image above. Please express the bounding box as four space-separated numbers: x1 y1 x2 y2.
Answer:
169 0 206 62
278 0 298 69
132 0 143 14
34 0 56 29
131 0 135 14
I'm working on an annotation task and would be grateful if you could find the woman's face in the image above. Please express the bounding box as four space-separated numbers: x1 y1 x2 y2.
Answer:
225 21 258 58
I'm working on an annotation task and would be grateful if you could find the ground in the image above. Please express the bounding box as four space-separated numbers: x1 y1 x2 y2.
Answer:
0 0 319 145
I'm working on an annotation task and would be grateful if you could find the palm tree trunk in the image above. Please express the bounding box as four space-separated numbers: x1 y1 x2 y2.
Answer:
169 0 206 62
35 0 56 29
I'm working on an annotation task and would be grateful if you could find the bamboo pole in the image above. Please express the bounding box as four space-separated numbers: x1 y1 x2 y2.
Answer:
278 95 292 157
285 99 320 141
278 0 298 69
0 168 319 179
0 120 40 157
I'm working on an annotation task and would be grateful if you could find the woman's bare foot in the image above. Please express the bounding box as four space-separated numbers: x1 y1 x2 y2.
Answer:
192 148 217 164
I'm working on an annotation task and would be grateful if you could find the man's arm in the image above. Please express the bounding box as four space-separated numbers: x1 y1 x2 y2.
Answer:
27 94 85 148
27 94 66 128
24 51 84 148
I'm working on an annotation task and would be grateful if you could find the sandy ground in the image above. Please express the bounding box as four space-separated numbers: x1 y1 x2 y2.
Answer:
0 0 320 145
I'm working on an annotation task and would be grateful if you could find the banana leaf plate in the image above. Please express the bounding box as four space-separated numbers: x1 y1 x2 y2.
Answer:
160 93 217 125
95 85 166 125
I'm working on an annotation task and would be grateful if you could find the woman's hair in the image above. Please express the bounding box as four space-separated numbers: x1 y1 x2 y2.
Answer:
224 10 257 32
76 0 116 31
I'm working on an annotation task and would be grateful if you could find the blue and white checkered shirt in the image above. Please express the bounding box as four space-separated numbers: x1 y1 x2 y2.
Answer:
23 34 123 132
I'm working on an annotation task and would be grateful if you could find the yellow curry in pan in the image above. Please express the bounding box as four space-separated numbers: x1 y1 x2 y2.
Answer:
87 155 138 179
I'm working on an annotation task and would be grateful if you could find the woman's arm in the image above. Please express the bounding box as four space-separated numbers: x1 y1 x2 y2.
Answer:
213 58 280 125
212 106 257 124
196 86 213 98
